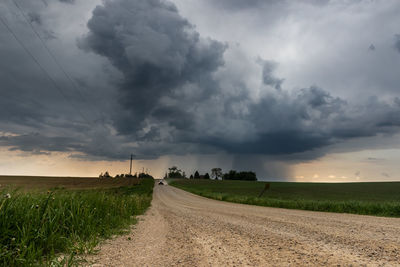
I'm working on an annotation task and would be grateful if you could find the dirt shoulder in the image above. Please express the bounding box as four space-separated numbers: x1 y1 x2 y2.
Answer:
86 184 400 266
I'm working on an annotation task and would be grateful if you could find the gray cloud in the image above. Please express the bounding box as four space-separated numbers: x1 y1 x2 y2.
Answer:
368 44 376 51
0 133 81 153
79 0 400 159
0 0 120 157
197 85 400 158
3 0 398 161
1 0 400 180
259 59 284 90
210 0 277 10
395 34 400 53
27 12 41 25
79 0 226 135
59 0 75 4
202 0 329 11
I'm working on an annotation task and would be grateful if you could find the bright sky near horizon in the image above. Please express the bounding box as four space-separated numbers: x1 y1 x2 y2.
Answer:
1 0 400 181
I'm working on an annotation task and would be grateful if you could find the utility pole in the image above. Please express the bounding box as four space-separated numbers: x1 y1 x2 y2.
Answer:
129 154 133 175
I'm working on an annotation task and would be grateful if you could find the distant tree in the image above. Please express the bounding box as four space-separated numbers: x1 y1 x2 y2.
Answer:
138 172 154 179
194 171 200 179
204 173 210 179
169 166 177 172
211 168 222 180
239 171 257 181
190 174 194 179
223 170 237 180
100 171 111 178
223 170 257 181
168 166 184 178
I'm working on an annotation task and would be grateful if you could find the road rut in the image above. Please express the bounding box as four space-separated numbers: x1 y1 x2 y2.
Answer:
87 183 400 266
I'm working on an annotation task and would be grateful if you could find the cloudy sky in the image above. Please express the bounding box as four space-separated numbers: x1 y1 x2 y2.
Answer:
1 0 400 181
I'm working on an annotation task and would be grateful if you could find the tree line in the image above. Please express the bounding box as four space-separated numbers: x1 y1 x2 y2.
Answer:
164 166 257 181
99 171 153 179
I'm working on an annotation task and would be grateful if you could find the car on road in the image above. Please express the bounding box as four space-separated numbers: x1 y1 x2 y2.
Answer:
158 181 164 185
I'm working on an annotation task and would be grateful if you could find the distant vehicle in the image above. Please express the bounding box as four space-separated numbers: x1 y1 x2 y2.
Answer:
158 181 164 185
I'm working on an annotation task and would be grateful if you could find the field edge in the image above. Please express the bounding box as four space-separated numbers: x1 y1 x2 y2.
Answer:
168 179 400 218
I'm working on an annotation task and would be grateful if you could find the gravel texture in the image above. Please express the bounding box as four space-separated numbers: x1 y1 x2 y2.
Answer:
86 183 400 266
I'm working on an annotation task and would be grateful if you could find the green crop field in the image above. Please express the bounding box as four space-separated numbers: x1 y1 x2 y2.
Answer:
169 179 400 217
0 177 154 266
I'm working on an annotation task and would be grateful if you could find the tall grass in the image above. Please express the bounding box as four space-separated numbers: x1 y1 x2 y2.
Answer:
170 179 400 217
0 178 154 266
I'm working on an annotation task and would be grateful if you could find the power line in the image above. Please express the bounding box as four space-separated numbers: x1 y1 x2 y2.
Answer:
0 4 134 165
10 0 107 125
0 13 92 126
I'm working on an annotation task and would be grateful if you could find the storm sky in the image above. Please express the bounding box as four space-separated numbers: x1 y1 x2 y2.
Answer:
1 0 400 181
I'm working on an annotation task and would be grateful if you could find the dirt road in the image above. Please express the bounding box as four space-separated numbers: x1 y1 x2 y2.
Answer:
87 183 400 266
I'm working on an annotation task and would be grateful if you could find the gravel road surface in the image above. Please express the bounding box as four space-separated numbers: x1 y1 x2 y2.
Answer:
87 183 400 266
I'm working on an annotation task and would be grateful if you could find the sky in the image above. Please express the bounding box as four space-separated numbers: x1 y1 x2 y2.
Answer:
1 0 400 181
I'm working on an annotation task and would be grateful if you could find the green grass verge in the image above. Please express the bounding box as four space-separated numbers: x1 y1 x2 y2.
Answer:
169 179 400 217
0 178 154 266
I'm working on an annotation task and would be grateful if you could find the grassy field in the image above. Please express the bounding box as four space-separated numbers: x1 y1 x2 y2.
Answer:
0 175 141 190
0 177 154 266
169 179 400 217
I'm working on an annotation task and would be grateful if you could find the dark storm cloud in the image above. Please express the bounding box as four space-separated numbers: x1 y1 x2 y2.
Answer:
0 1 120 159
0 133 81 153
0 24 58 127
198 86 400 157
0 44 89 130
75 0 400 160
0 131 137 161
79 0 226 134
2 0 400 165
